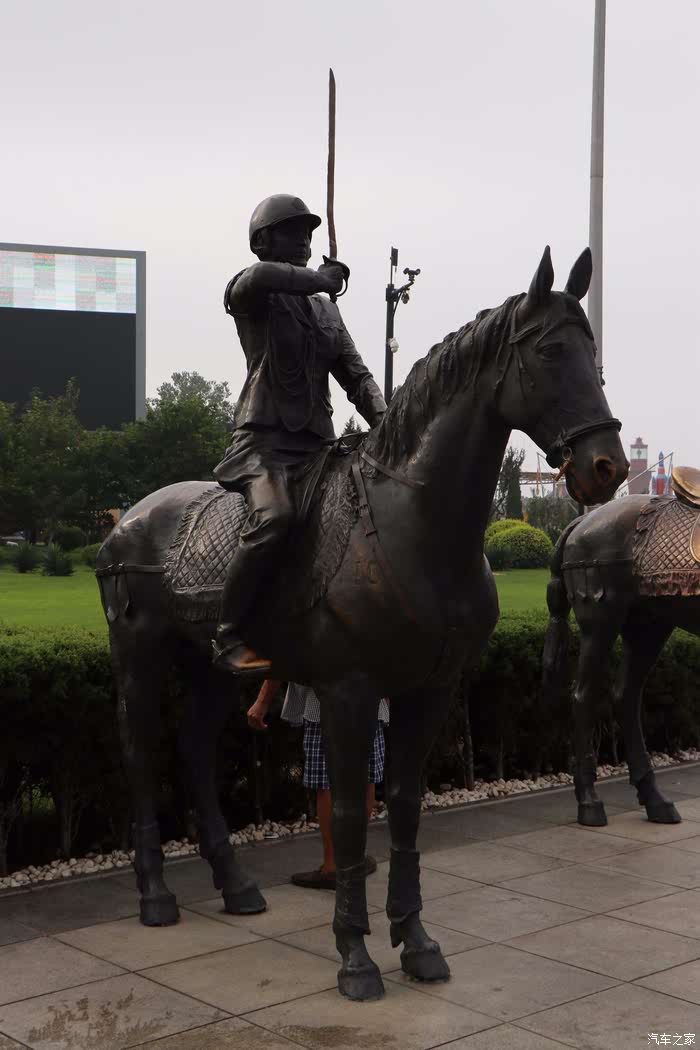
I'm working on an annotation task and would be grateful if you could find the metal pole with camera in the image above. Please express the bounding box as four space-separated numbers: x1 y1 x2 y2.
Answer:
384 247 421 404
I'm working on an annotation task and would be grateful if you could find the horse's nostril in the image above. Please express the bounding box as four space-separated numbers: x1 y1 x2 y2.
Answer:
594 456 616 485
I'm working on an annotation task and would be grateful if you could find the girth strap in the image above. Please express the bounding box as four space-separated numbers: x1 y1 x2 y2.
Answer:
351 455 423 627
95 563 165 577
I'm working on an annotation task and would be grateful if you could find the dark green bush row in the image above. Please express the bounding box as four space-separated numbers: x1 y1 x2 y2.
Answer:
1 616 699 874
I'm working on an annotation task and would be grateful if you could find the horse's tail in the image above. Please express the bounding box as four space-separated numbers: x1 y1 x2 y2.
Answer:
542 516 583 700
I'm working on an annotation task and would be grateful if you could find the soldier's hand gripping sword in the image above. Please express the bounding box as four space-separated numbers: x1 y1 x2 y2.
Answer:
323 67 349 303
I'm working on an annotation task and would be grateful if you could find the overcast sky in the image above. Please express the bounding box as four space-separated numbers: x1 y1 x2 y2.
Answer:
2 0 698 475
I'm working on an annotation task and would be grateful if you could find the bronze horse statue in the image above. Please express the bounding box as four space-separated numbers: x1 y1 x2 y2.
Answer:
543 468 700 828
97 246 628 1001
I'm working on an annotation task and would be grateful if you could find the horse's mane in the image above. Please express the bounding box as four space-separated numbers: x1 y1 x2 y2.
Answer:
366 292 525 469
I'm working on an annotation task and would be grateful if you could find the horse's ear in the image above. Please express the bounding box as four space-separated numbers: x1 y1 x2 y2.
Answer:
527 245 554 307
564 248 592 300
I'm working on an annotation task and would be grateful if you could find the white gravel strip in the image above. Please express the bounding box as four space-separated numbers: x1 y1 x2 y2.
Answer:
1 748 698 892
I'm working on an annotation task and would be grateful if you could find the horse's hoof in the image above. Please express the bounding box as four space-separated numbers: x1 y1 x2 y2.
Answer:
578 801 607 827
400 946 451 982
223 885 267 915
645 801 682 824
337 963 384 1001
140 894 179 926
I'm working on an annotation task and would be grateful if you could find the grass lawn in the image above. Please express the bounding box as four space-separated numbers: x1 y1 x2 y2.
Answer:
0 563 551 631
0 564 107 631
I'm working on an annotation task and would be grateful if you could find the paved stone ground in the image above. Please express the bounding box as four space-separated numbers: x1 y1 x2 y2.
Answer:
1 766 700 1049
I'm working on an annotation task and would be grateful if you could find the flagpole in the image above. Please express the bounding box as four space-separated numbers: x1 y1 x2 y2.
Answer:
589 0 606 384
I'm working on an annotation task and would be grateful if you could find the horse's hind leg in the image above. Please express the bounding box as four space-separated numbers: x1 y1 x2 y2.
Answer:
112 628 179 926
617 619 680 823
180 660 266 914
317 674 384 1001
384 685 452 983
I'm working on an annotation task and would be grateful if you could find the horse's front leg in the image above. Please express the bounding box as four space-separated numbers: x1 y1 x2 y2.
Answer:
572 601 622 827
617 621 680 823
386 686 452 982
318 675 383 1001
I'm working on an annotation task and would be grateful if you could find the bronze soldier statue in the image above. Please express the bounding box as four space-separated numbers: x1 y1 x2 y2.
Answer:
212 193 387 674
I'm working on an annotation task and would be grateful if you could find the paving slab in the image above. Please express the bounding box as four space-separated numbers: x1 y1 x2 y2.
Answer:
519 982 700 1049
0 878 138 934
0 918 38 948
636 957 700 1005
386 942 617 1021
420 842 570 884
427 804 551 842
141 940 339 1015
501 864 678 912
674 799 700 821
134 1017 306 1048
279 913 486 973
670 835 700 855
439 1025 576 1049
583 810 700 845
245 981 499 1050
0 973 227 1049
56 911 262 971
499 824 642 862
0 1035 28 1049
611 889 700 940
593 843 700 889
507 913 700 980
0 936 124 1006
185 884 379 939
421 885 589 942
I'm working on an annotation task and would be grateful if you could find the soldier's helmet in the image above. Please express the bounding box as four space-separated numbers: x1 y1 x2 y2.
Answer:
249 194 322 249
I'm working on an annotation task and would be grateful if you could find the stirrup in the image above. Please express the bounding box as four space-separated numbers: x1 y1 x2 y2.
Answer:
211 635 271 676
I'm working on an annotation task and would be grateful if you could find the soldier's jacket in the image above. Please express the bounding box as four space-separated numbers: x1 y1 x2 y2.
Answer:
225 264 386 439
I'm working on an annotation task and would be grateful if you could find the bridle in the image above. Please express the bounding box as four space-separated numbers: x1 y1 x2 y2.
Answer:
546 418 622 477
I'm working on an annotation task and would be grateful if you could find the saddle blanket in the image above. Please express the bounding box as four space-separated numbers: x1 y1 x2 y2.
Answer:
633 496 700 597
163 464 357 622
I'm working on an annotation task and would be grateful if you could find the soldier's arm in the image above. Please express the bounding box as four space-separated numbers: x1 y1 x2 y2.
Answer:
331 319 387 428
228 262 343 312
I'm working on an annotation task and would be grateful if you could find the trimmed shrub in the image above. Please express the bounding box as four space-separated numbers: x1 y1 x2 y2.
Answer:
53 525 87 551
42 543 75 577
485 518 523 545
10 542 39 574
486 524 553 570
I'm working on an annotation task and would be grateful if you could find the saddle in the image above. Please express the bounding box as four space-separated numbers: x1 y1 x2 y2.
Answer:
164 443 358 622
633 470 700 596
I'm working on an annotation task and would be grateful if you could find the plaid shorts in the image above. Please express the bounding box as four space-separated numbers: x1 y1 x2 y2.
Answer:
302 719 386 790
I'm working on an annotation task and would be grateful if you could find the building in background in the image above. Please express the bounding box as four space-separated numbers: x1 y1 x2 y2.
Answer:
0 243 145 428
627 437 650 495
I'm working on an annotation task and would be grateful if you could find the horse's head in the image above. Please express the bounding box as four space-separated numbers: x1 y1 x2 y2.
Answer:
495 246 629 505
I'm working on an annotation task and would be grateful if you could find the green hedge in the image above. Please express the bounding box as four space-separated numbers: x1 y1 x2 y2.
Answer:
486 524 553 570
485 518 523 544
1 616 699 875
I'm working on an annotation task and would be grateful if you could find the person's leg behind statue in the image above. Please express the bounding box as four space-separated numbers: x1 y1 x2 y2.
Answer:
291 717 384 889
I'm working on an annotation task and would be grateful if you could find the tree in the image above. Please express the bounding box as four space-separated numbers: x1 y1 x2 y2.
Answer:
524 493 578 543
122 374 231 505
491 446 525 521
342 415 364 435
154 372 235 424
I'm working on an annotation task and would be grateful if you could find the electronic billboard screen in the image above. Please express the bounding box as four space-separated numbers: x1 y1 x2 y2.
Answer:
0 244 145 429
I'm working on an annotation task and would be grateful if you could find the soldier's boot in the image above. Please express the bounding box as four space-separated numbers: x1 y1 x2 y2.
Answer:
212 546 272 677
